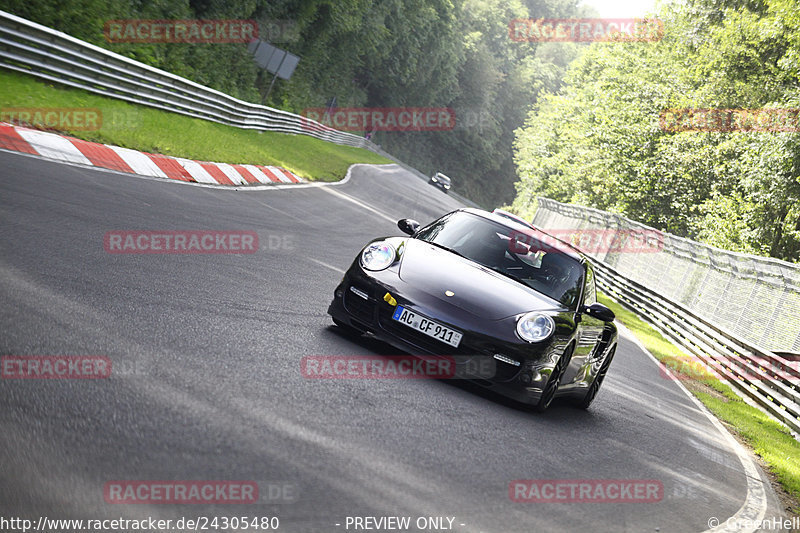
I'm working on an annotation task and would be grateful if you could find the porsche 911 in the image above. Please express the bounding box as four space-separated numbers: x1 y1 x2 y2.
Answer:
327 208 618 411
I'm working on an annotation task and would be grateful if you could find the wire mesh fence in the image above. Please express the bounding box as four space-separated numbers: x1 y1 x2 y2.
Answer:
533 197 800 352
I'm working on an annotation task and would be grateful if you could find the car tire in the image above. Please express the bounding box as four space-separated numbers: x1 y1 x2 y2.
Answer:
332 317 365 336
533 344 573 412
574 346 615 409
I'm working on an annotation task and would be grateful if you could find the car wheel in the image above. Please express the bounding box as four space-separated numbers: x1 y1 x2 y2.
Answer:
574 346 615 409
533 344 573 412
332 317 365 336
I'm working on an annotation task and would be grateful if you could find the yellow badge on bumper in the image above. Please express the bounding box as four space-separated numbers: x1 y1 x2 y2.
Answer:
383 292 397 306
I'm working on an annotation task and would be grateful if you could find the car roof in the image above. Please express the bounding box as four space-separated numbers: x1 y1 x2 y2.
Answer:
492 208 533 227
459 208 585 263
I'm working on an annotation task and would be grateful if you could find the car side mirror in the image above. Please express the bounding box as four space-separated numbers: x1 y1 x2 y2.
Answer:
583 302 615 322
397 218 420 235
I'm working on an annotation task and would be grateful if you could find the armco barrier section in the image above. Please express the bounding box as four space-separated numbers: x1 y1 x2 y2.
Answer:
592 256 800 435
0 11 372 148
0 10 483 206
533 198 800 434
533 197 800 352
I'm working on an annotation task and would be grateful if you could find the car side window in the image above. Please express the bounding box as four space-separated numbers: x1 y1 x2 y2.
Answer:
583 266 597 305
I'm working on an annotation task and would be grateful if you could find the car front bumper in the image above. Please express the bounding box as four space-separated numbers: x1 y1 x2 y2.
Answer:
327 270 571 405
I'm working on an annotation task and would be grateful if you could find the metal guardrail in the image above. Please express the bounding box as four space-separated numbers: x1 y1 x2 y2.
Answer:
531 201 800 434
1 10 794 432
534 198 800 352
591 255 800 434
0 10 484 206
0 10 376 149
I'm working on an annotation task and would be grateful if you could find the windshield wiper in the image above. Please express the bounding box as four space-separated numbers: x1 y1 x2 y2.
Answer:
487 266 528 285
425 240 469 260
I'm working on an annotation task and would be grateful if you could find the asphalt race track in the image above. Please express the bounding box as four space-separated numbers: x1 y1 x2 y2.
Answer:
0 151 787 532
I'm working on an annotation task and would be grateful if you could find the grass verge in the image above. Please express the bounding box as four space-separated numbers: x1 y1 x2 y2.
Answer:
598 292 800 515
0 69 391 181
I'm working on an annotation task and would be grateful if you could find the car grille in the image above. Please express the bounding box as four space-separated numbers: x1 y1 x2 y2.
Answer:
343 283 375 323
345 288 526 383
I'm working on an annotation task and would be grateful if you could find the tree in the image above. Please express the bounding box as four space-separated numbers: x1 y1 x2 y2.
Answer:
510 0 800 261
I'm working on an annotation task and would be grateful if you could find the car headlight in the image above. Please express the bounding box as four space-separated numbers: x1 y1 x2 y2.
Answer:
516 312 555 343
360 241 397 271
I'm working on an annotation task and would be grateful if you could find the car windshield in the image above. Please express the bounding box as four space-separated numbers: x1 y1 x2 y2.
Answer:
415 211 584 308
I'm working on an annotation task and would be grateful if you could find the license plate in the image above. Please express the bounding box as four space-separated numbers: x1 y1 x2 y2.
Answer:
391 306 463 348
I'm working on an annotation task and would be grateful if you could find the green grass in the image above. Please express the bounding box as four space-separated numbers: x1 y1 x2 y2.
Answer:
0 69 391 181
598 292 800 513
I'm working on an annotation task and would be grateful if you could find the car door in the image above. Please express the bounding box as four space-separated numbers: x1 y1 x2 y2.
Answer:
563 264 606 386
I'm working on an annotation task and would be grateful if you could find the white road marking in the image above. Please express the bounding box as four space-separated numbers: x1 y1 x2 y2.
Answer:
318 186 396 223
617 322 769 533
306 257 345 274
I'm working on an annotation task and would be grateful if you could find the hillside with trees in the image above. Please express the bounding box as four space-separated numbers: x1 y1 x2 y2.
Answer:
2 0 797 260
0 0 585 208
510 0 800 261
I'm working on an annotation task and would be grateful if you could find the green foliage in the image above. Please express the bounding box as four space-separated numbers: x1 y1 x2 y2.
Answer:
0 0 262 102
0 0 584 208
375 0 581 207
0 69 391 181
511 0 800 261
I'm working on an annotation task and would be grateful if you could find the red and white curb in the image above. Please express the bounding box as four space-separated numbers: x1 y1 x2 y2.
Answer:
0 122 305 186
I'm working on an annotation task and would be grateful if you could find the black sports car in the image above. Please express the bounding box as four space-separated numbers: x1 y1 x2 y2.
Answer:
327 208 618 411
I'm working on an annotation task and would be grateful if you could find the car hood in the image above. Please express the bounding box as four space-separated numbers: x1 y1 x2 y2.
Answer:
397 239 564 320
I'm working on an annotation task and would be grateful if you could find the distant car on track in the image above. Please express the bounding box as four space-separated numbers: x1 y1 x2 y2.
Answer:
327 208 618 411
429 172 451 193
